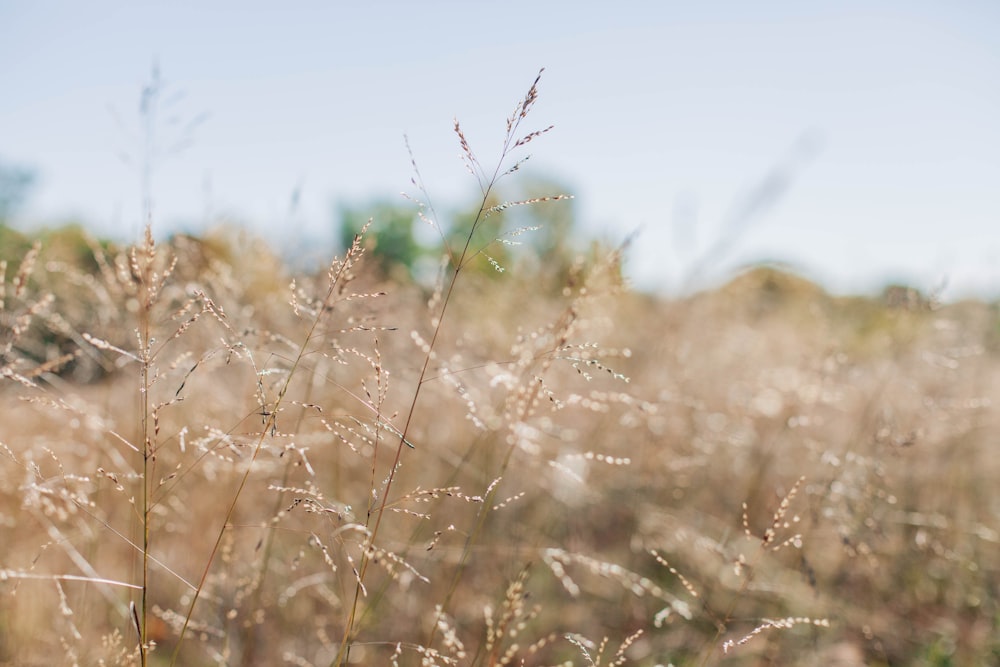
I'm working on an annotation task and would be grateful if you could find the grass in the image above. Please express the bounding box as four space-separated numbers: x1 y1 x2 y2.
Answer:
2 72 999 666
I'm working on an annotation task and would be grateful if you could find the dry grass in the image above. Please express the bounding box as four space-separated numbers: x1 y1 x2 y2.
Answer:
2 73 999 666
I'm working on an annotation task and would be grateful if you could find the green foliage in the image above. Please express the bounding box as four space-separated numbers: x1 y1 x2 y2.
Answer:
448 176 579 281
0 159 36 223
0 160 38 267
39 223 111 272
337 176 582 286
1 223 110 276
512 175 578 267
0 223 32 266
337 199 423 280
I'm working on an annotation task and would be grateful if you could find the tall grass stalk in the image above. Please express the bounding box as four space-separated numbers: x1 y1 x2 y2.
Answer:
137 230 153 667
123 225 179 665
169 224 372 664
333 68 560 667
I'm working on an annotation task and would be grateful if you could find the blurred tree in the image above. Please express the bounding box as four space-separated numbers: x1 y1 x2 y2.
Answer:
503 175 578 278
0 160 37 266
445 190 509 275
337 199 424 280
0 159 37 224
448 175 581 286
336 176 583 285
0 225 31 268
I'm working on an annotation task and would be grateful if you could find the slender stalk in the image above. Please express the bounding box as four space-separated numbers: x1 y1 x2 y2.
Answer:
136 66 159 667
333 70 549 666
134 226 159 667
139 278 151 666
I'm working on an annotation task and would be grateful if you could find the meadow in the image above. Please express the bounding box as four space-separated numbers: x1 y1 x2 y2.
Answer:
1 74 998 666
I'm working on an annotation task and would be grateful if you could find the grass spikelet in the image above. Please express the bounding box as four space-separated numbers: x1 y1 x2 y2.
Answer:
483 569 540 666
12 240 41 299
721 616 831 654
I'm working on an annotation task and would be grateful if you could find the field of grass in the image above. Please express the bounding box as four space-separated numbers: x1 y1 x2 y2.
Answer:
2 74 998 666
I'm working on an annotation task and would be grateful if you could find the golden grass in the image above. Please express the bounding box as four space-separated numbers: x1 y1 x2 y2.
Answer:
1 73 998 666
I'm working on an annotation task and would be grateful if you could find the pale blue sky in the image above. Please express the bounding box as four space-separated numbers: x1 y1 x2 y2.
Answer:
1 1 998 296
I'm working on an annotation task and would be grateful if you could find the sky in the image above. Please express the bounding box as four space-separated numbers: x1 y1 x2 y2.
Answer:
1 1 998 298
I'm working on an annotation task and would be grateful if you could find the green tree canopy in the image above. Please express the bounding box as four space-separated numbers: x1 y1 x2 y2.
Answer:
336 199 424 280
336 176 581 285
0 159 37 224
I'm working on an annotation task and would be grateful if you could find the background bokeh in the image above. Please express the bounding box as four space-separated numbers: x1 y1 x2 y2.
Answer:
1 1 998 297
